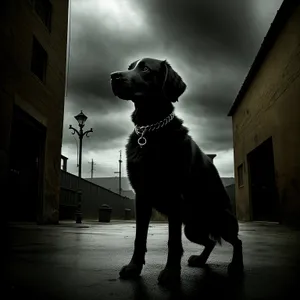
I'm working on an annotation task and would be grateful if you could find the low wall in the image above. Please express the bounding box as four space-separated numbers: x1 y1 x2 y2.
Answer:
60 171 135 220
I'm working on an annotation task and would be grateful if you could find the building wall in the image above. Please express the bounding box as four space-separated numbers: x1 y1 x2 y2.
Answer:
232 6 300 225
0 0 69 223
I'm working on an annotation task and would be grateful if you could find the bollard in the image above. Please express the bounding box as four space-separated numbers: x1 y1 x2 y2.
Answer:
75 190 82 224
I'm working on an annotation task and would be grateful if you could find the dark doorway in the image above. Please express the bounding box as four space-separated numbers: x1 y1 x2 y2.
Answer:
247 137 278 222
8 105 46 222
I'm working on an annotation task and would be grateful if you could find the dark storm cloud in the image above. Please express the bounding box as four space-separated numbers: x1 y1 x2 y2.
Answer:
67 5 155 110
181 72 241 118
200 117 233 152
140 0 260 66
63 0 283 176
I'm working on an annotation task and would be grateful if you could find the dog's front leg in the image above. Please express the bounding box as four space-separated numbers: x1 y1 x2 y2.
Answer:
119 195 152 279
158 213 183 285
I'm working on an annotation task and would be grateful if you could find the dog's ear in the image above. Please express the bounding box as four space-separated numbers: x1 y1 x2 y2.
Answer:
161 60 186 102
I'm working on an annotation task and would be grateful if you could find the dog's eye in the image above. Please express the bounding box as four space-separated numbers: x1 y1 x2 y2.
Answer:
142 66 150 72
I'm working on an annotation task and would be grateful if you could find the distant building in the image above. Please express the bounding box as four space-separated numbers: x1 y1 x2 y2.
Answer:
228 0 300 226
221 177 235 187
1 0 70 223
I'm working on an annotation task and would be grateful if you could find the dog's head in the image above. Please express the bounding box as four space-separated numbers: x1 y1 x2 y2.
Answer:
110 58 186 104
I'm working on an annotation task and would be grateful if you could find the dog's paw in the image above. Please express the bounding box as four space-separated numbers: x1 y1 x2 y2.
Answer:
187 254 207 268
157 267 181 286
227 260 244 277
119 263 143 279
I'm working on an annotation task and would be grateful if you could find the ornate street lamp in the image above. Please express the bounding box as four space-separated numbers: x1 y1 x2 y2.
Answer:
69 111 93 224
69 111 93 178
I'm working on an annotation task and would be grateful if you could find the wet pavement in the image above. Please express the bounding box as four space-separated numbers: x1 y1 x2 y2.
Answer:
7 221 300 300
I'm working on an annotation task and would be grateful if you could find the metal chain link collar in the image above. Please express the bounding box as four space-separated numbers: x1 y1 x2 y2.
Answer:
134 112 175 147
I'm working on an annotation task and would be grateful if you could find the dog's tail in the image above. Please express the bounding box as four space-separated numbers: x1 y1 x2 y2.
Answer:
209 208 239 246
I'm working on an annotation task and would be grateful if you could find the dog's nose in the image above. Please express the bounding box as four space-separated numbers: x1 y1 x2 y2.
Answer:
111 72 123 81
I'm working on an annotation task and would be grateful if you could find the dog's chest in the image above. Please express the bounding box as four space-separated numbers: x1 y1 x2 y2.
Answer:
126 134 187 195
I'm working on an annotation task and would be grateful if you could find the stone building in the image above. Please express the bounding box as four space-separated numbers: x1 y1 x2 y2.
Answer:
1 0 69 223
228 0 300 226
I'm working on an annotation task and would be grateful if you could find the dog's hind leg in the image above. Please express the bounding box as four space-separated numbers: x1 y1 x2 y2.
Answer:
184 224 216 268
220 211 244 276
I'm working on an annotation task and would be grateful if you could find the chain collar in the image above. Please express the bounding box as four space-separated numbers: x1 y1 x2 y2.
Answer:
134 112 175 147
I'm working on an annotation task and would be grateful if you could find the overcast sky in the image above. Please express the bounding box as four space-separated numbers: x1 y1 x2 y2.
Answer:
62 0 283 180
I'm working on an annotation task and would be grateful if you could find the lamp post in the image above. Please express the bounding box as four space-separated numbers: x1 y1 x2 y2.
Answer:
69 111 93 224
69 111 93 178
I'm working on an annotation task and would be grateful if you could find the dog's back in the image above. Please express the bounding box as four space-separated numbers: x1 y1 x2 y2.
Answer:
186 139 232 209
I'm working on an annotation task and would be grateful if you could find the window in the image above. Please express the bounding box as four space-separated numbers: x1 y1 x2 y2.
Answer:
31 36 48 82
29 0 52 30
237 163 244 187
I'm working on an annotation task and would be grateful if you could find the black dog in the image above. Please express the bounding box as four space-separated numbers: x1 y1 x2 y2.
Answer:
110 58 244 286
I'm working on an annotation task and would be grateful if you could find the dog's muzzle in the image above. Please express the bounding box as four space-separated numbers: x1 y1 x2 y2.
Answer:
110 72 132 100
110 72 124 92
